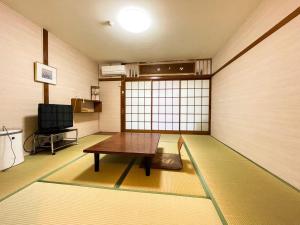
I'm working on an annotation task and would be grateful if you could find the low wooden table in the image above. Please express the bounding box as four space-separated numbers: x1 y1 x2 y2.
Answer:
83 132 160 176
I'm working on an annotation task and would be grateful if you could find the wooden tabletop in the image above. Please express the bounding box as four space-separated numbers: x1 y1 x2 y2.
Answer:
83 132 161 157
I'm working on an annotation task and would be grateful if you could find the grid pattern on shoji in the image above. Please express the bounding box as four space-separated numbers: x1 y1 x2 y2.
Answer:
180 80 210 131
125 81 152 130
152 80 180 131
125 79 210 132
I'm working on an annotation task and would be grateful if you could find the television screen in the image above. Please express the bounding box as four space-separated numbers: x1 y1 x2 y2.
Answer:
38 104 73 133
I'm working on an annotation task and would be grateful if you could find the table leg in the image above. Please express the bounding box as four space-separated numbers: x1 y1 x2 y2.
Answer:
145 157 152 176
94 153 100 172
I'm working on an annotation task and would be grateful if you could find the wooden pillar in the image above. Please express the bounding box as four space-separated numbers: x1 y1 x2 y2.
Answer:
43 28 49 104
120 75 126 132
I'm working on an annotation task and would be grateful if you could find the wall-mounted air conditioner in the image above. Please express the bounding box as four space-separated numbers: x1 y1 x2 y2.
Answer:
101 65 126 76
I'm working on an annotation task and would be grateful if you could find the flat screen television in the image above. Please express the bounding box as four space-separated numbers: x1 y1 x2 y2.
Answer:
38 104 73 133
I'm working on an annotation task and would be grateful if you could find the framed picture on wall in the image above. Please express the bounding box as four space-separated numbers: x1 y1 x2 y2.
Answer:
34 62 57 85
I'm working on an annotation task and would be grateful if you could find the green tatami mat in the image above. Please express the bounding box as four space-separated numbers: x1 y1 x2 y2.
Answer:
41 154 132 188
0 182 222 225
120 145 206 197
0 135 110 200
159 134 180 142
157 141 181 154
183 135 300 225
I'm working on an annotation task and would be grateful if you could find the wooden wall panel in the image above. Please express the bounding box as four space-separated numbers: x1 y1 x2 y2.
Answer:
139 63 195 75
212 14 300 189
43 29 49 104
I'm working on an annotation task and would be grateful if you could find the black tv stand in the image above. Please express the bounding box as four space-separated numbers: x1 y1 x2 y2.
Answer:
33 128 78 155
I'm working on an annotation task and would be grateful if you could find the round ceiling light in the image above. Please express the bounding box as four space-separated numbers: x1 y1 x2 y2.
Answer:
117 7 151 33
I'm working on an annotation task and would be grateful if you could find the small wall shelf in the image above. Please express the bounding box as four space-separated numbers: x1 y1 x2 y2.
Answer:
71 98 102 113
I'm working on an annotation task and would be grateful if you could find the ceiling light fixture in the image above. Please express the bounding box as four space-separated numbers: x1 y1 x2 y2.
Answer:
117 7 151 33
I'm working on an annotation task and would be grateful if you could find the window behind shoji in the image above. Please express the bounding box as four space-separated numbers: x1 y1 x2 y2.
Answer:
125 79 210 133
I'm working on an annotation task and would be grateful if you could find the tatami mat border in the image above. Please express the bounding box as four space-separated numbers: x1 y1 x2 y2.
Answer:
211 136 300 192
0 181 36 202
38 180 209 199
0 153 89 202
38 153 88 181
114 158 137 188
36 146 210 199
1 134 226 208
184 142 228 225
37 140 210 198
33 146 210 200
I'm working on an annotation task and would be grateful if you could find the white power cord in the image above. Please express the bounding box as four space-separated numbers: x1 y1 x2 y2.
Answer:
2 126 16 171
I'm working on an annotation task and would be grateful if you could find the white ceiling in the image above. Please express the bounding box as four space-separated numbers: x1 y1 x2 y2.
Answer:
1 0 262 63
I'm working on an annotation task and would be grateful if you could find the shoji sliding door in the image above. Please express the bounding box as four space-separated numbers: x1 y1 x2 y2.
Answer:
124 79 210 133
152 80 180 131
125 81 152 130
180 80 210 132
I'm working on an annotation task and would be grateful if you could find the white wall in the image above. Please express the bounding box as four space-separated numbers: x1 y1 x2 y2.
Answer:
212 0 300 189
0 2 99 144
99 81 121 132
48 33 99 137
0 2 42 138
213 0 300 71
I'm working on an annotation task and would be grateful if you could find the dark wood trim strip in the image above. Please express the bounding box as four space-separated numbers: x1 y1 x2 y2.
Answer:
178 80 181 131
124 58 212 65
99 77 123 81
208 61 213 134
93 132 118 135
120 76 126 132
208 78 212 135
43 29 48 65
43 28 49 104
150 81 153 130
139 62 195 75
124 130 210 135
43 84 49 104
100 75 212 82
213 7 300 76
126 75 212 81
